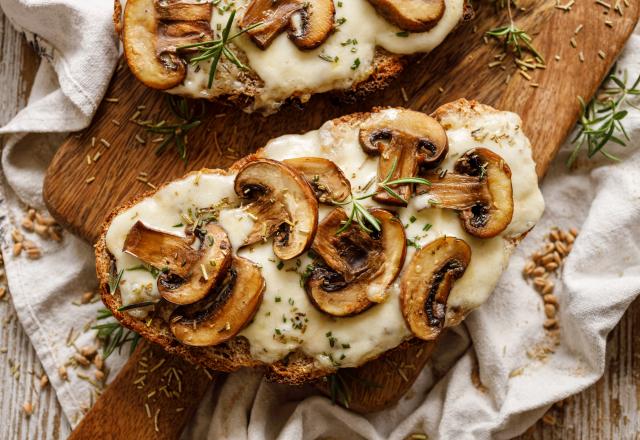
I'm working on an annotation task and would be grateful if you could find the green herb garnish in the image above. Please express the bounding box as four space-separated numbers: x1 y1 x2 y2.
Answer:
568 67 640 167
141 96 204 163
92 309 140 359
108 269 124 295
332 159 430 234
178 11 263 88
486 2 543 63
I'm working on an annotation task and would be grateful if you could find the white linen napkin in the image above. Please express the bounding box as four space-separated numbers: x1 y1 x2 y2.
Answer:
1 1 639 437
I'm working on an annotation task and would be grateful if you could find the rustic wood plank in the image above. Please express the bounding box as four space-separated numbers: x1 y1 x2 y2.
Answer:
1 2 639 439
69 342 214 440
0 8 71 440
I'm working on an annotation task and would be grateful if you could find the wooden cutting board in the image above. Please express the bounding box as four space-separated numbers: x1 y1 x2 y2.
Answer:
44 0 639 438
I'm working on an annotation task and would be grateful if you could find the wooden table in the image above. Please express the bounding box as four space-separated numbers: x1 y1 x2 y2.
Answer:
1 7 638 439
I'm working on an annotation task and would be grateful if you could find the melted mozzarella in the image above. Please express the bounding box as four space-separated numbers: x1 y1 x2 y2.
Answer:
105 106 544 367
170 0 465 112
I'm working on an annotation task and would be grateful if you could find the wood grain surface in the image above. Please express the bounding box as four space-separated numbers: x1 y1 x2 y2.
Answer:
68 342 214 440
0 2 637 440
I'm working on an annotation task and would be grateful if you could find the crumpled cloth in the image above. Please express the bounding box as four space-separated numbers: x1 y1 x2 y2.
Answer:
1 1 640 438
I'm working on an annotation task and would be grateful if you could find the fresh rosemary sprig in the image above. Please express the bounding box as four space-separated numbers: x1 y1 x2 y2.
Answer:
333 159 430 234
486 1 544 63
92 309 141 359
327 372 351 408
568 68 640 167
141 95 204 163
108 269 124 295
178 11 263 88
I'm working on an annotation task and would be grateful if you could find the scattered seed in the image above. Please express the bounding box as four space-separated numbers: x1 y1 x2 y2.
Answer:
23 402 33 416
59 365 68 381
544 304 556 318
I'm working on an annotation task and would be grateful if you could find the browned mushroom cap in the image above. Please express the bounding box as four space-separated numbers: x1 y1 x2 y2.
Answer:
123 0 212 90
367 0 446 32
417 148 514 238
235 159 318 260
288 0 335 50
123 221 199 278
283 157 351 203
401 236 471 340
240 0 334 50
123 222 233 305
306 208 406 316
359 110 448 206
170 256 265 346
157 224 233 305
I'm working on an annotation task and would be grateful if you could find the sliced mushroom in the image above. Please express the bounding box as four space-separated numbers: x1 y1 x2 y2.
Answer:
123 0 212 90
367 0 446 32
157 224 233 304
240 0 335 50
400 237 471 340
170 256 265 346
123 221 233 305
235 159 318 260
283 157 351 203
306 208 406 316
359 110 448 206
123 221 199 278
288 0 336 50
417 148 514 238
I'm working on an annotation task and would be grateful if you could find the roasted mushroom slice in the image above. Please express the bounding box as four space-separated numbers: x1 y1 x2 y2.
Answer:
157 224 233 304
283 157 351 203
123 221 233 305
417 148 514 238
306 208 406 316
360 110 448 206
170 257 265 346
401 237 471 340
240 0 335 50
367 0 446 32
235 159 318 260
123 0 212 89
288 0 336 50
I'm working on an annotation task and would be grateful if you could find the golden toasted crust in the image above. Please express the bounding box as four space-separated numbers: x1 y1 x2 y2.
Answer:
96 99 530 387
115 2 474 111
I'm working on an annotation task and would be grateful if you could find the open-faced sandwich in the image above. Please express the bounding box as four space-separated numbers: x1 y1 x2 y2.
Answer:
95 99 544 410
115 0 473 113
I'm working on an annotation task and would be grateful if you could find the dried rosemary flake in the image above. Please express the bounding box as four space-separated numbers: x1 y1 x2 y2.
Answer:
519 70 532 80
400 87 409 102
105 97 119 103
100 138 111 148
85 177 96 184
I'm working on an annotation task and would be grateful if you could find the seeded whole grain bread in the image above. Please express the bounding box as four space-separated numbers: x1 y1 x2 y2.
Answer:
95 100 533 392
113 1 474 112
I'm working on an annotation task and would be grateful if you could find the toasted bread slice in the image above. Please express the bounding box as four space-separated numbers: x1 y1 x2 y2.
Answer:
95 100 544 407
115 0 474 113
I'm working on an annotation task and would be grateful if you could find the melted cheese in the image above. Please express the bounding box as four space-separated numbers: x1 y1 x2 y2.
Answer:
169 0 465 112
105 106 544 369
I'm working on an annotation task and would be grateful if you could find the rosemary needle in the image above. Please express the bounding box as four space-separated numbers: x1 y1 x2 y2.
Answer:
178 11 263 89
333 159 430 234
568 67 640 167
